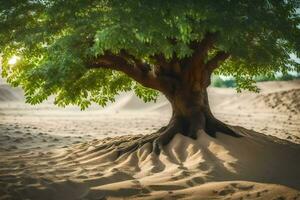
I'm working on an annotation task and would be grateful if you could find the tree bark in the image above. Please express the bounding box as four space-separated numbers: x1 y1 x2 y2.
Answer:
147 71 239 154
165 87 209 138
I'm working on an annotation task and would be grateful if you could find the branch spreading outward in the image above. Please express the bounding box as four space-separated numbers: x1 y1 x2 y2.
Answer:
86 52 162 91
189 32 217 68
85 36 229 94
189 33 230 74
206 51 230 74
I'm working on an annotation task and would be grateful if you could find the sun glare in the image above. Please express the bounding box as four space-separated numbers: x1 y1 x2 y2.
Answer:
8 56 20 65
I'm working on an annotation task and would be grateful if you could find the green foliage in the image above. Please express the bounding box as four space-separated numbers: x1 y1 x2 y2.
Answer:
133 83 159 103
0 0 299 108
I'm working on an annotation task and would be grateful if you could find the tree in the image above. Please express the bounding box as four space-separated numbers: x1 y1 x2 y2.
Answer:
0 0 299 154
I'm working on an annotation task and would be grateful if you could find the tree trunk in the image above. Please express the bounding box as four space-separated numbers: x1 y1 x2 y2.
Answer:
100 69 240 156
152 81 239 154
95 83 239 156
164 87 210 139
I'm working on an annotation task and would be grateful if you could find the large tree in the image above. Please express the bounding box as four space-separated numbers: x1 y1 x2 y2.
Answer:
1 0 299 154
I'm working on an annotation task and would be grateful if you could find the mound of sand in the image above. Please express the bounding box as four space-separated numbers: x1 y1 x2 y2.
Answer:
212 80 300 115
1 128 300 200
1 80 300 200
217 87 300 114
251 88 300 114
0 84 23 102
105 92 170 113
135 181 300 200
257 80 300 93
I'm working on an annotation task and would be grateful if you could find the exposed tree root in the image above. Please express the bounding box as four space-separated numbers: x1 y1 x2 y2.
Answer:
205 115 241 138
92 115 242 158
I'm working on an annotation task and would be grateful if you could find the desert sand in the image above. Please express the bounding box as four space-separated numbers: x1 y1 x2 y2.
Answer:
0 80 300 200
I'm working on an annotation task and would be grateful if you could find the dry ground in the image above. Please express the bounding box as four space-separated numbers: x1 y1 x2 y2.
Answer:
0 80 300 200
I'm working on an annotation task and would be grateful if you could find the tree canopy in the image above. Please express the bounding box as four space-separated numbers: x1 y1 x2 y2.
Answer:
0 0 299 109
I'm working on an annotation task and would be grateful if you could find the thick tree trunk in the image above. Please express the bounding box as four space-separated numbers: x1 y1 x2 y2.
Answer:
150 81 240 154
164 88 210 139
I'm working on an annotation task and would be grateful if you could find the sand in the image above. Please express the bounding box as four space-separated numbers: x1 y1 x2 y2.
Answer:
0 80 300 200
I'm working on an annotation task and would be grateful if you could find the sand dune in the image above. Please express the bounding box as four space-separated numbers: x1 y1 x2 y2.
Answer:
0 84 23 102
135 181 300 200
105 92 170 112
211 80 300 144
1 130 300 199
245 88 300 114
216 83 300 114
0 80 300 199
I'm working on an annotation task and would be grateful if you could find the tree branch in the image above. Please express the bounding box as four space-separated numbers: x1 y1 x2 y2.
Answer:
119 50 151 72
189 32 217 67
86 53 161 91
180 32 217 87
206 51 230 74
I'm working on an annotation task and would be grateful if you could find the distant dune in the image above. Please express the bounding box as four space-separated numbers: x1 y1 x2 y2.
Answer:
214 80 300 113
0 84 24 102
